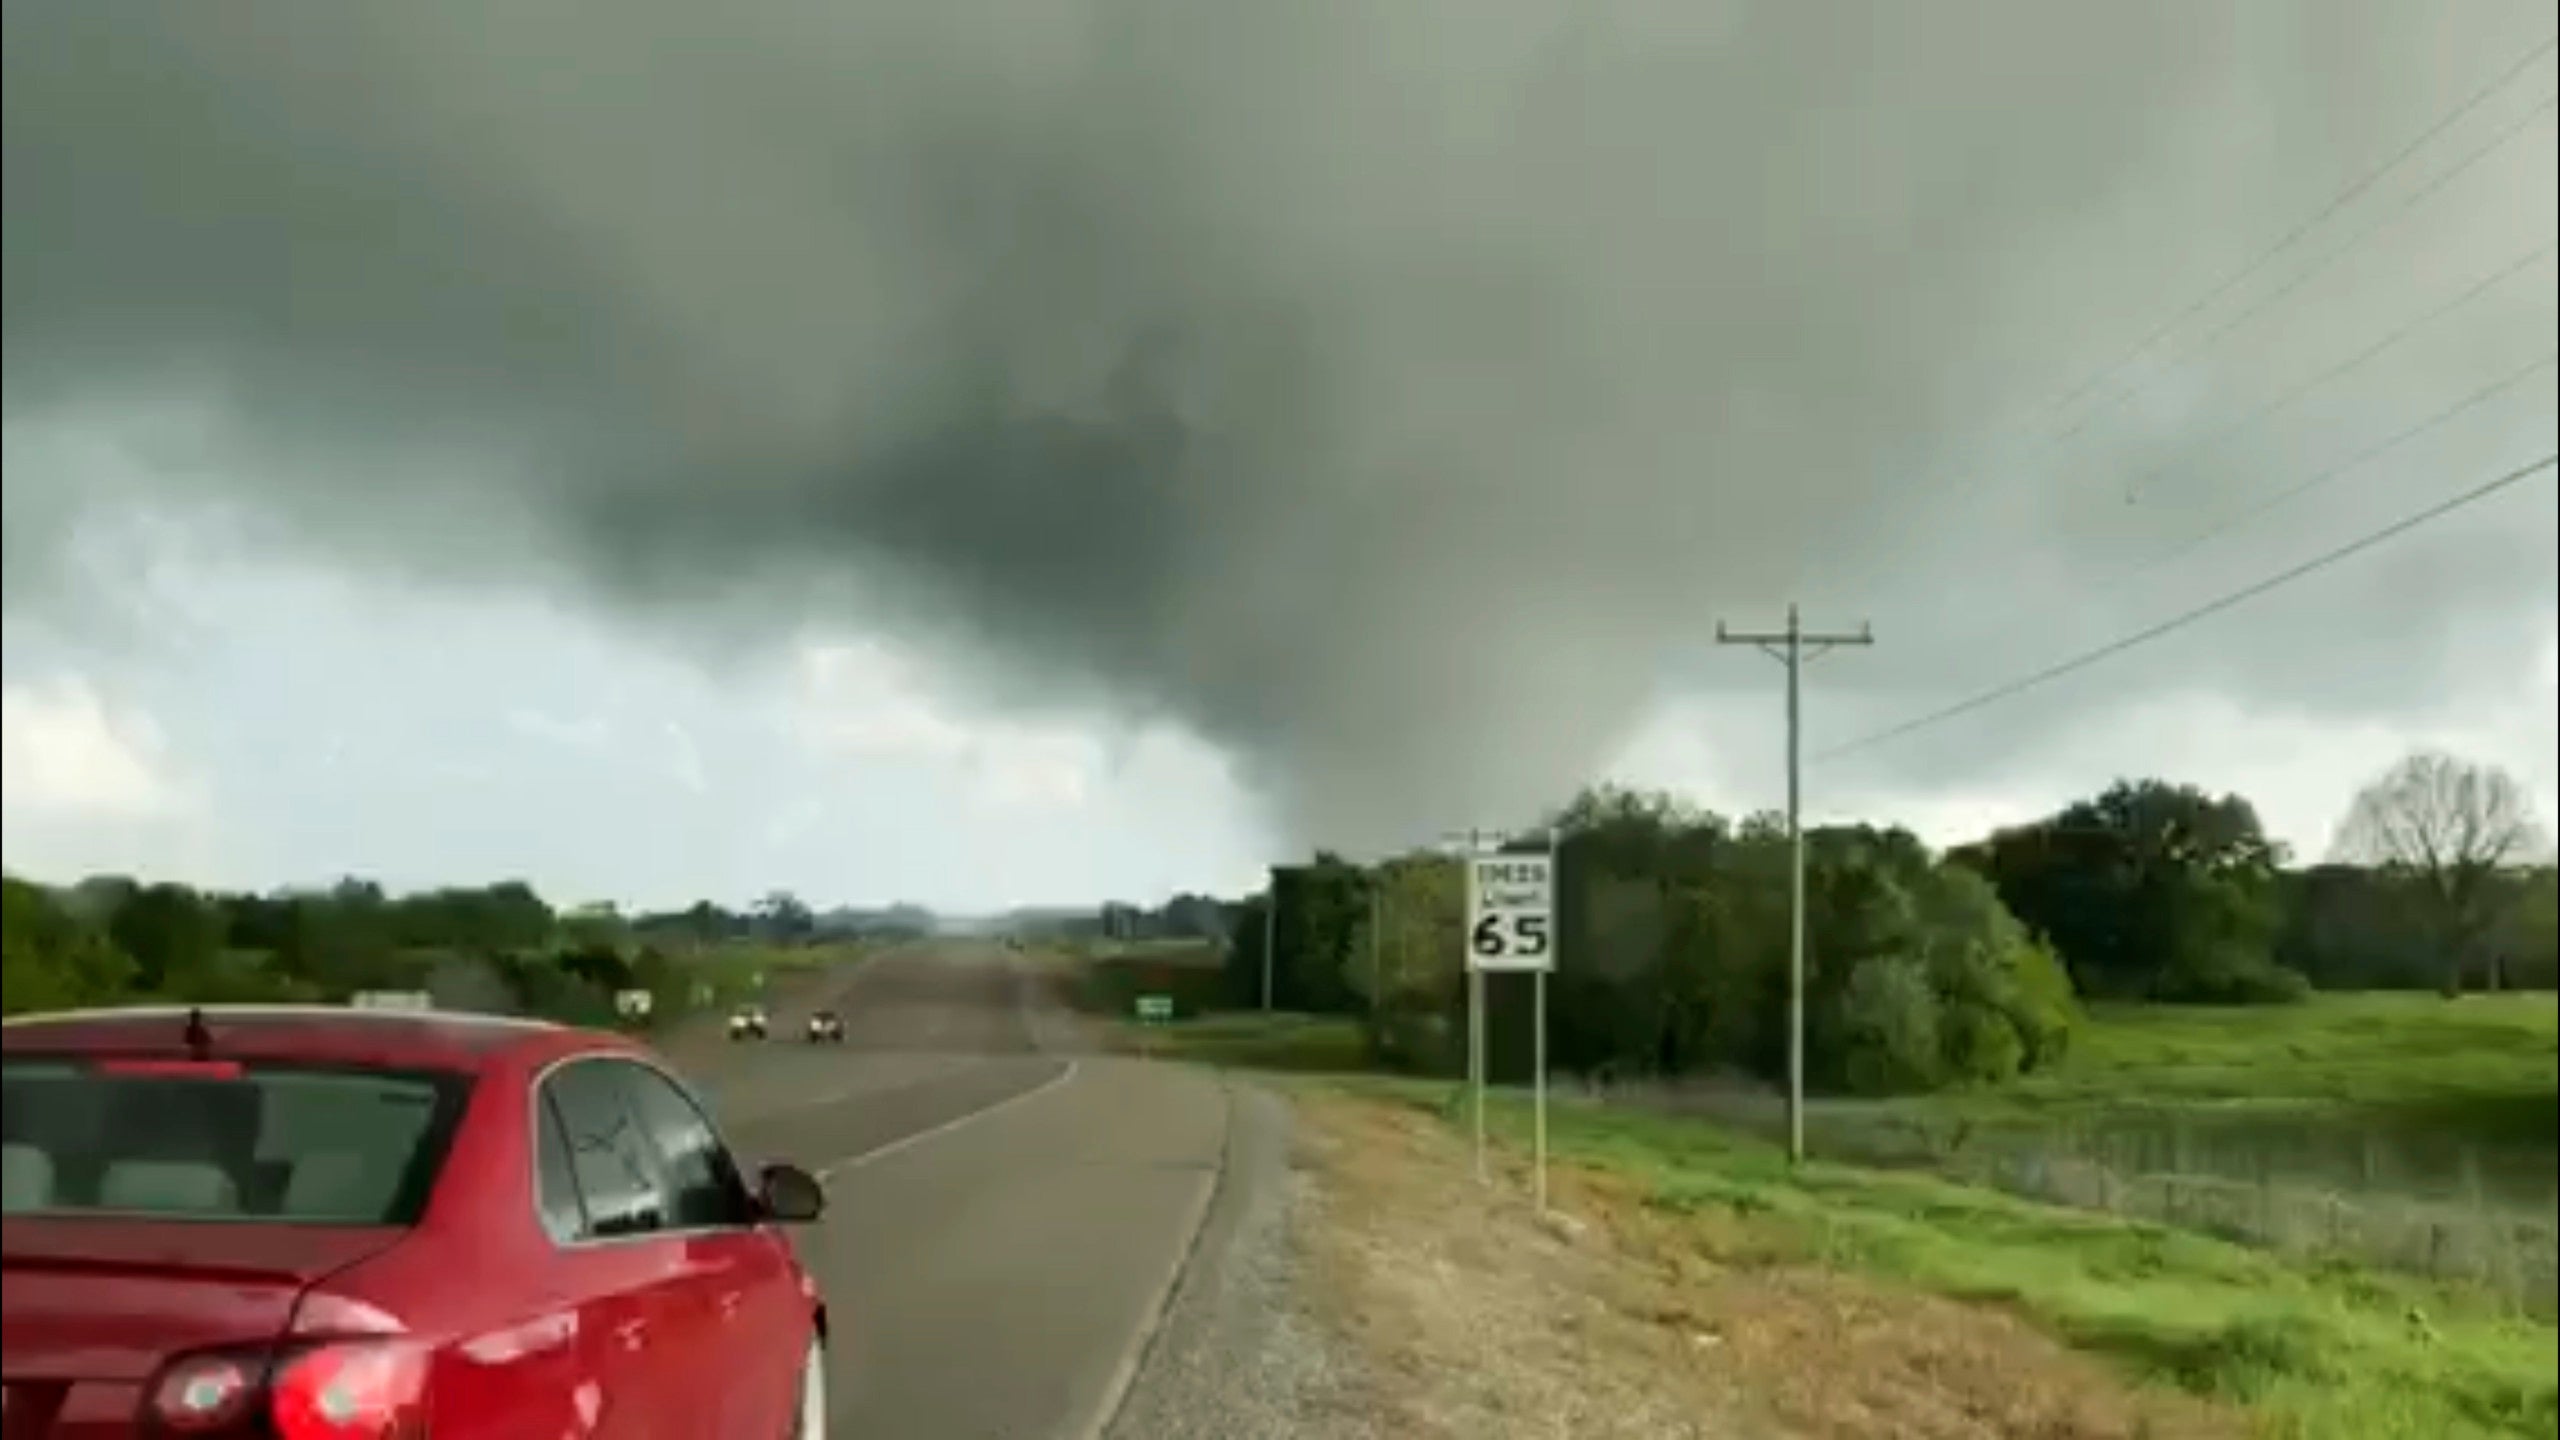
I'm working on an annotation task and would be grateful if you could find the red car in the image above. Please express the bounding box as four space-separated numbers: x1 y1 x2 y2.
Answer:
1 1004 832 1438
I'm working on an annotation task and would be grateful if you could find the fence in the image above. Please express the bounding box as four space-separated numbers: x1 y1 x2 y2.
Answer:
1584 1075 2559 1318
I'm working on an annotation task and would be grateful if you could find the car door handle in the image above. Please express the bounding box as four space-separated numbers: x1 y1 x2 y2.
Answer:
614 1317 647 1352
717 1289 742 1320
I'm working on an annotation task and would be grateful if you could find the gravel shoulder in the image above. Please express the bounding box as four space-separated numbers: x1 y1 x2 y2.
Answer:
1104 1075 1377 1440
1289 1087 1752 1440
1113 1075 2245 1440
1104 1072 1749 1440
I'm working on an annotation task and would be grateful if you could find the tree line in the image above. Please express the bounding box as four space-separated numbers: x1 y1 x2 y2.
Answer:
1104 752 2556 1097
0 879 903 1022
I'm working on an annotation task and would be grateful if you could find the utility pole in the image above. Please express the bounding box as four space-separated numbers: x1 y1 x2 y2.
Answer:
1368 877 1384 1014
1717 603 1872 1166
1261 871 1280 1013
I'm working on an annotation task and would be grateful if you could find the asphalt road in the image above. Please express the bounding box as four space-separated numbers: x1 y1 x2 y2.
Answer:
677 942 1230 1440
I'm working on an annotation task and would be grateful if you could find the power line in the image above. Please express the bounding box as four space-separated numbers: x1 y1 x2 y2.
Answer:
1816 452 2559 763
1819 78 2560 622
2110 349 2556 590
2042 93 2556 461
2117 240 2554 504
2031 34 2556 434
1892 34 2557 524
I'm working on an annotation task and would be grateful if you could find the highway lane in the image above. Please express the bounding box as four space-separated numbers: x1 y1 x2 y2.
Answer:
679 941 1231 1439
674 941 1047 1129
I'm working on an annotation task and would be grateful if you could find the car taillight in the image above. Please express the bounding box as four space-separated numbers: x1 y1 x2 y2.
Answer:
143 1342 427 1440
269 1342 430 1440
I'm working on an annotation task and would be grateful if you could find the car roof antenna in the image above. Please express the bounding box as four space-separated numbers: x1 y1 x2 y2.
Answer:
183 1006 214 1060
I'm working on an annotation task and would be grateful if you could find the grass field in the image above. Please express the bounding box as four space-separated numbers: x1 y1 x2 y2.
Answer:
1939 993 2558 1147
1580 994 2560 1310
1123 1011 1372 1071
1060 959 2560 1432
1102 983 2558 1380
1342 1077 2558 1440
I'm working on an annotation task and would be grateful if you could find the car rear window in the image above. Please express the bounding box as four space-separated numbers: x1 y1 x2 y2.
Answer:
1 1058 470 1225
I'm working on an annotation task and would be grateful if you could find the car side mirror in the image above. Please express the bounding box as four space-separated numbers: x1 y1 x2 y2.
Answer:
754 1161 827 1224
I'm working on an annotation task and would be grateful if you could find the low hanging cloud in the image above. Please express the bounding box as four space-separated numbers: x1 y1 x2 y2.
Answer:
0 676 181 819
4 0 2554 848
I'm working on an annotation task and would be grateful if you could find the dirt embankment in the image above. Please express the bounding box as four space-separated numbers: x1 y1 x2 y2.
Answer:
1288 1089 2236 1440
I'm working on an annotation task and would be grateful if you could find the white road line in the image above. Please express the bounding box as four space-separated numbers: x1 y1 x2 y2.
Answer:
815 1060 1081 1180
718 1054 985 1128
1069 1075 1231 1440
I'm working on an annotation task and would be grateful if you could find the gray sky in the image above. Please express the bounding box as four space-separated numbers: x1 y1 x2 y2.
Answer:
4 0 2555 912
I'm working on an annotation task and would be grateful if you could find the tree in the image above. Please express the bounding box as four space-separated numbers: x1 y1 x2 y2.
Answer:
1271 853 1368 1014
1222 893 1272 1011
753 891 814 942
2502 867 2559 989
2330 751 2550 994
561 900 633 951
2275 864 2439 989
683 899 735 945
390 882 555 952
1954 778 2301 1003
1344 855 1467 1072
3 877 136 1014
105 883 225 995
1797 827 2080 1094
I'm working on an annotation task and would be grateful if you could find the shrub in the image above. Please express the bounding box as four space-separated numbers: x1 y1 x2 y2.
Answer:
2002 936 2082 1069
1834 957 1943 1095
2154 942 2312 1005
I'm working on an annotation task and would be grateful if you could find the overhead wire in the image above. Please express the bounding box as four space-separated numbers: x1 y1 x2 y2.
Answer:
2114 239 2554 505
2023 33 2557 432
2039 92 2556 458
1808 42 2560 754
1882 36 2558 530
2107 349 2556 593
1814 452 2560 763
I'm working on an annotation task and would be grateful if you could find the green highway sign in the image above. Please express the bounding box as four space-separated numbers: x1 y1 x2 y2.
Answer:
1135 995 1174 1024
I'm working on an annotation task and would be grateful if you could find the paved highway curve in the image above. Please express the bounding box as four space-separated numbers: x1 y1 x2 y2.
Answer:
670 941 1229 1439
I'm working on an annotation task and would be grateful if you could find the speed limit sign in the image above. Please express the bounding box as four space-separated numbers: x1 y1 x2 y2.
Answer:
1465 852 1555 972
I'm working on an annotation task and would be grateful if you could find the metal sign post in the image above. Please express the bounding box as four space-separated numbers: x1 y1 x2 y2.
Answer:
1461 833 1556 1207
1468 966 1487 1183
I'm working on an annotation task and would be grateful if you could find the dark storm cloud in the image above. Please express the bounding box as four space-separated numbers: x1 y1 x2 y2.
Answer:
5 0 2554 843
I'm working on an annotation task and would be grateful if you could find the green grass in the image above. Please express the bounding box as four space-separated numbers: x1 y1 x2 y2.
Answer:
1593 993 2560 1312
1125 1011 1371 1073
1346 1076 2559 1440
1126 987 2559 1308
1951 993 2558 1144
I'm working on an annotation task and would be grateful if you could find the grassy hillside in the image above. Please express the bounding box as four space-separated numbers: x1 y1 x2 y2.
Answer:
1103 987 2559 1314
1354 1078 2556 1440
1954 993 2558 1143
1594 994 2557 1313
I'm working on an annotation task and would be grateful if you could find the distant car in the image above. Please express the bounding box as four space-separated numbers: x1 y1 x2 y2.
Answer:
1 1003 834 1437
728 1004 769 1041
804 1010 845 1044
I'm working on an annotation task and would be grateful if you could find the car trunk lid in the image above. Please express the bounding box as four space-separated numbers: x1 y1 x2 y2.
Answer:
1 1220 405 1382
